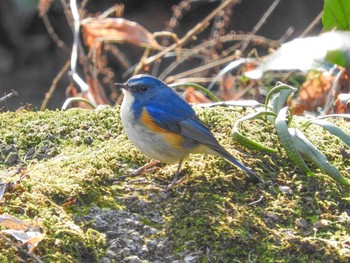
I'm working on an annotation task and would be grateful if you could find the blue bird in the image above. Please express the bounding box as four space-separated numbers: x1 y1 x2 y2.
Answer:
116 74 262 187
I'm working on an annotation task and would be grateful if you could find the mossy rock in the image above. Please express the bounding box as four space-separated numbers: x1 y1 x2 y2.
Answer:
0 106 349 262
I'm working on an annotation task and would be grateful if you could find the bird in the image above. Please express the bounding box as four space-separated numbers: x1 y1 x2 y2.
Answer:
115 74 262 188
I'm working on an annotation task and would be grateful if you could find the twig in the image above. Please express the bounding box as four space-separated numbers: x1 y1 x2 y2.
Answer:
69 0 96 106
195 33 280 51
299 10 324 38
247 195 264 205
240 0 281 53
323 67 344 115
0 90 18 103
40 60 70 110
278 27 294 43
169 77 214 83
165 52 238 82
42 14 70 53
193 100 261 108
142 0 238 66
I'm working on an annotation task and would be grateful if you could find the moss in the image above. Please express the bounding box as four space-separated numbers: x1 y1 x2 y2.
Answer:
0 106 349 262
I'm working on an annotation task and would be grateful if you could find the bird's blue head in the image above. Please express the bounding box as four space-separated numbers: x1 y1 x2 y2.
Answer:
116 74 195 119
116 74 176 107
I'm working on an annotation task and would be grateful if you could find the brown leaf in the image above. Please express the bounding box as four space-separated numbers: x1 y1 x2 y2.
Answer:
81 18 161 52
0 214 31 231
292 72 333 114
183 87 211 104
334 93 350 113
25 233 46 253
220 73 236 100
0 215 44 253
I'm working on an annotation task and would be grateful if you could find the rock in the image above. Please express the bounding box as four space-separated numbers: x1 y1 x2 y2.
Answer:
124 255 142 263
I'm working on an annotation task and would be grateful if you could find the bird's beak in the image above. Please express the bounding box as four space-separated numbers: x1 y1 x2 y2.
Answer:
115 83 128 90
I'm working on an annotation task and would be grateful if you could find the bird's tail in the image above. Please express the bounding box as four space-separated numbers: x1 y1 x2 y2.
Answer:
217 149 263 183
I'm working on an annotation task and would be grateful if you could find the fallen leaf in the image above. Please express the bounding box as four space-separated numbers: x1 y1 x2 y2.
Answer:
0 214 31 231
0 215 44 253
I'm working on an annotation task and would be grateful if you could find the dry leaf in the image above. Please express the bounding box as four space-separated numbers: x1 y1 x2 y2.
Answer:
220 73 236 100
25 233 46 253
334 93 350 113
81 18 161 52
292 72 333 114
0 214 31 231
0 215 44 253
183 87 211 104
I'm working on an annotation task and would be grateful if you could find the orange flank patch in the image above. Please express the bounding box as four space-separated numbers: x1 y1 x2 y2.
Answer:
140 108 183 149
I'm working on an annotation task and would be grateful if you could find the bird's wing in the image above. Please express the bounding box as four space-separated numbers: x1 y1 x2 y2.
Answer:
144 104 224 151
179 116 227 152
144 105 263 182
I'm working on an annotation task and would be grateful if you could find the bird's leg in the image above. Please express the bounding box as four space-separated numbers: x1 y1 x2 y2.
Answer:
130 160 160 176
117 160 160 181
166 159 186 189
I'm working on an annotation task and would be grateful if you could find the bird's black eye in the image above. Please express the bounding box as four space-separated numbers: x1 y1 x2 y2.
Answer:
139 85 148 92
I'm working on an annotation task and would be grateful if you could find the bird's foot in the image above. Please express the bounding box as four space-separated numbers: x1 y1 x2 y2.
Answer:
165 176 186 190
163 168 187 191
116 160 160 181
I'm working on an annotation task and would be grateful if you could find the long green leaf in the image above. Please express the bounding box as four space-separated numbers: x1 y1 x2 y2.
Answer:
305 119 350 146
275 107 314 175
265 82 298 113
232 110 277 153
289 128 350 187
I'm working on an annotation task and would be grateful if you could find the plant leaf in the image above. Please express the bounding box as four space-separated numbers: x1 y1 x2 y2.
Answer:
275 107 314 175
232 110 278 153
289 128 350 187
322 0 350 31
265 82 298 113
306 119 350 146
245 31 350 78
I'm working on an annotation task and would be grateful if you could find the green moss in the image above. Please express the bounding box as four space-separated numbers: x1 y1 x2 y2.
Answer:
0 106 349 262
